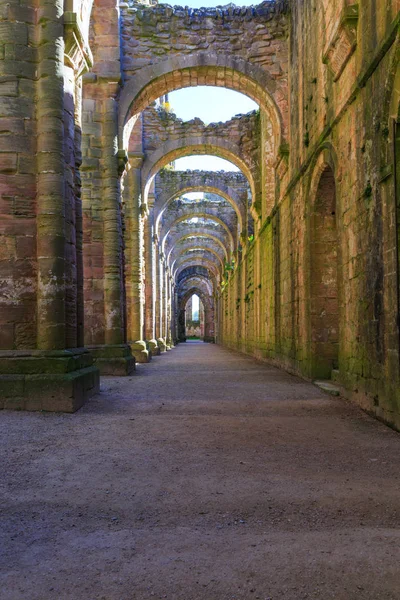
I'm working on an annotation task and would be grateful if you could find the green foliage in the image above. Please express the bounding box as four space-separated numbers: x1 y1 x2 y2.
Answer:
223 258 236 280
365 181 373 198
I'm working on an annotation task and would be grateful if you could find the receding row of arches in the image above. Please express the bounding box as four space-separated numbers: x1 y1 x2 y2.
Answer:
2 0 400 430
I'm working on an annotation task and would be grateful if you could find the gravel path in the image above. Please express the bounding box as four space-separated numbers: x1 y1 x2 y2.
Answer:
1 342 400 600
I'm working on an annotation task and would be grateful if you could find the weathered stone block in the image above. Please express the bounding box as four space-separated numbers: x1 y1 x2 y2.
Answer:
88 344 136 375
0 353 100 413
0 153 17 173
130 340 151 363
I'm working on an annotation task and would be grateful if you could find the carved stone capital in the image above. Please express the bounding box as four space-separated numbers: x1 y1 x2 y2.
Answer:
64 12 93 78
117 149 129 177
140 203 149 218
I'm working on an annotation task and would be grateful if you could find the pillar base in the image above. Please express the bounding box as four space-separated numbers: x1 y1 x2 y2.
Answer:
148 339 160 357
157 338 167 353
129 340 151 363
88 344 135 375
0 348 100 413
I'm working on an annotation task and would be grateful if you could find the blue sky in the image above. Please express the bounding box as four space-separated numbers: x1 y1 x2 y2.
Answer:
171 87 257 172
160 0 259 173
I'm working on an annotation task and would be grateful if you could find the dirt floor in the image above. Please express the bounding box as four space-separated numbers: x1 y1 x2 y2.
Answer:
1 341 400 600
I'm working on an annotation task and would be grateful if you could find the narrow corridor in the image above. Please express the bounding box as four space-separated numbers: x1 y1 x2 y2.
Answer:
1 344 400 600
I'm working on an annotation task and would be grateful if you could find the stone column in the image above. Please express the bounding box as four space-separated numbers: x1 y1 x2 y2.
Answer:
144 200 159 356
166 270 173 348
169 278 176 347
164 267 169 349
154 239 161 340
0 0 99 412
123 154 149 363
173 286 180 344
156 251 167 352
81 99 135 375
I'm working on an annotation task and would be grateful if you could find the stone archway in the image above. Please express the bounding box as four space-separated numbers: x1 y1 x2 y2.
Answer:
143 140 256 206
177 286 215 344
154 170 250 235
162 213 236 257
118 39 287 146
167 233 229 264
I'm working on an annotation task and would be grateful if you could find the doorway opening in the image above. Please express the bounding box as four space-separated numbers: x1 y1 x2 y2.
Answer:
310 165 339 379
185 294 204 340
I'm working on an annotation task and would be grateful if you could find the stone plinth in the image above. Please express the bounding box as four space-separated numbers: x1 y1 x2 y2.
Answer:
130 340 151 363
88 345 135 376
157 338 167 353
0 350 100 413
148 339 161 356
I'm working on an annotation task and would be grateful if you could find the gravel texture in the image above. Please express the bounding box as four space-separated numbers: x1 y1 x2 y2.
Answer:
1 342 400 600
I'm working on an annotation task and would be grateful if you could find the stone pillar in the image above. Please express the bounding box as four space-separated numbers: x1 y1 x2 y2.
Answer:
78 0 134 375
164 267 169 349
144 200 159 356
154 239 161 340
177 296 186 342
123 154 150 363
0 0 99 412
81 97 135 375
173 287 180 344
156 250 167 352
168 278 176 347
166 271 173 348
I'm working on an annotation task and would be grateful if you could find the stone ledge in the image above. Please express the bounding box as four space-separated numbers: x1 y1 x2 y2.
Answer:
314 380 341 397
0 350 93 375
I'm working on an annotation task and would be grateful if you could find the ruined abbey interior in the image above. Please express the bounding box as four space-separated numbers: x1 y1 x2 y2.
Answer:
1 0 400 597
2 0 400 427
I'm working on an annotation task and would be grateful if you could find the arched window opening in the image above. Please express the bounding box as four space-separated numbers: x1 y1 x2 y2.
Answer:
185 294 204 340
310 165 339 379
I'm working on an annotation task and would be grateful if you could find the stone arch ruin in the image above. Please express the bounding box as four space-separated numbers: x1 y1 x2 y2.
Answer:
1 0 400 431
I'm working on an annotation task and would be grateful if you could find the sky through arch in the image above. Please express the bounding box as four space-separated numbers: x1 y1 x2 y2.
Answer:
158 0 259 173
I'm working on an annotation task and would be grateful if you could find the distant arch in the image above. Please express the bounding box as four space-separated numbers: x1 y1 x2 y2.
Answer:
144 140 255 205
155 184 247 234
166 233 228 262
162 213 235 255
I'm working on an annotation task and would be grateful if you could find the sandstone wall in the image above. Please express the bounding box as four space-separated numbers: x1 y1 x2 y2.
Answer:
220 0 400 429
